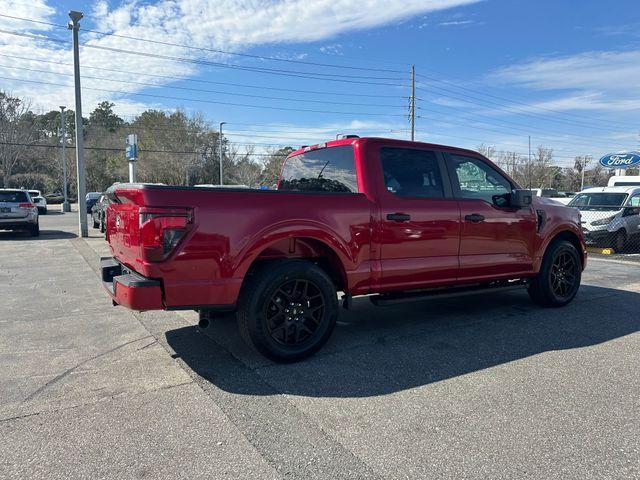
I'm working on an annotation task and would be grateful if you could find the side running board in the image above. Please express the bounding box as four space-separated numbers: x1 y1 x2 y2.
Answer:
369 280 529 307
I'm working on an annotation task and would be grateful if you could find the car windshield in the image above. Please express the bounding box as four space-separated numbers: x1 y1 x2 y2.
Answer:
28 191 40 197
0 191 29 203
568 192 628 208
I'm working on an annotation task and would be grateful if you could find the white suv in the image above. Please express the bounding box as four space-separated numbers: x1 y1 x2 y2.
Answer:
0 189 39 236
569 186 640 251
28 190 47 214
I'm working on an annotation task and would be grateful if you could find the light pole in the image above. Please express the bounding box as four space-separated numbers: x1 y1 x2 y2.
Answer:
59 106 70 212
219 122 226 185
68 10 87 237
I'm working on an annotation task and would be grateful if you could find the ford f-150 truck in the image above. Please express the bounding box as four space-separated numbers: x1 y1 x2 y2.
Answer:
101 137 586 362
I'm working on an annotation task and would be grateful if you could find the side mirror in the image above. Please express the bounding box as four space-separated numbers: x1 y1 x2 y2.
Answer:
511 189 533 209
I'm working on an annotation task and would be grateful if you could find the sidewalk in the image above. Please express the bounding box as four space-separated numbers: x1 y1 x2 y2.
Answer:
0 215 279 479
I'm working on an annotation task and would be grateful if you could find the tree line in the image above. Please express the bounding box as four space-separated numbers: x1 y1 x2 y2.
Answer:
0 92 291 195
475 144 623 192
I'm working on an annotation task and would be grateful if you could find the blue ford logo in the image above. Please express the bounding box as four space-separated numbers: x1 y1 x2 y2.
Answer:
599 151 640 168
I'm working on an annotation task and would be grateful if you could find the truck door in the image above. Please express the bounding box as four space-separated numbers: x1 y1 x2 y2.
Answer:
376 146 461 290
445 153 537 280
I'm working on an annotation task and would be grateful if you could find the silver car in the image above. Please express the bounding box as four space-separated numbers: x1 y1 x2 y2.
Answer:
0 189 39 236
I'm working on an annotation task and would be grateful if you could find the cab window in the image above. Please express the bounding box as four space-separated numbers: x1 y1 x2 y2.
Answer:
449 155 511 203
279 146 357 193
381 147 444 199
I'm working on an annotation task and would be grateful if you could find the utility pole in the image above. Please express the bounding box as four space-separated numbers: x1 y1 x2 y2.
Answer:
68 10 87 237
410 65 415 141
218 122 226 185
59 106 70 212
580 155 591 191
528 135 532 189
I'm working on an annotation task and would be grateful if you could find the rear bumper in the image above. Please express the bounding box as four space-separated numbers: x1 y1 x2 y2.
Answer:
100 257 164 311
0 216 37 229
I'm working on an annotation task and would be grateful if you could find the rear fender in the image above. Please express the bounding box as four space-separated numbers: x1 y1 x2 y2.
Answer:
233 221 354 281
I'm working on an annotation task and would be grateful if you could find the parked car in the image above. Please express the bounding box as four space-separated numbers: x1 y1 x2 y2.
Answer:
569 186 640 251
530 188 572 205
91 194 110 233
86 192 102 214
0 189 39 236
101 137 585 362
27 190 47 214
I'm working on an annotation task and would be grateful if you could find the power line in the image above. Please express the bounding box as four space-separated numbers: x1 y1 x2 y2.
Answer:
414 101 624 147
0 13 406 74
415 82 627 134
415 72 637 130
0 75 408 117
0 140 290 157
2 16 634 134
0 53 406 99
0 63 406 109
0 28 410 86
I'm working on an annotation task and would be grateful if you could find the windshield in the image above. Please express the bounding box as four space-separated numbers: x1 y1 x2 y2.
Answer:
0 191 29 203
279 146 357 193
569 192 628 208
28 191 40 197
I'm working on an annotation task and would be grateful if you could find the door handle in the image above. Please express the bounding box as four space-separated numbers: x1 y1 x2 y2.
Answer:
465 213 485 223
387 213 411 222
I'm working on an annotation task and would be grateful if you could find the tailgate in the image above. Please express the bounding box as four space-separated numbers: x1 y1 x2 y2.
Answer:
106 185 193 271
105 194 142 269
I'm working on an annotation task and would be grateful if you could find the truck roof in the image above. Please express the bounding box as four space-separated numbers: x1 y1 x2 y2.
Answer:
287 136 484 159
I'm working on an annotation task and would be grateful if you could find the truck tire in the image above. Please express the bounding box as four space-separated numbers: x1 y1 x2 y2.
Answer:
237 259 338 363
528 240 581 307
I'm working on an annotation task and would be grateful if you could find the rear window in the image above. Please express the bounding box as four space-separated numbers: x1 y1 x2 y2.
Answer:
279 146 358 193
0 191 28 203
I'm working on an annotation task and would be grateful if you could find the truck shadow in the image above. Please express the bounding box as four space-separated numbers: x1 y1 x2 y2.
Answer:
0 230 77 240
165 284 640 398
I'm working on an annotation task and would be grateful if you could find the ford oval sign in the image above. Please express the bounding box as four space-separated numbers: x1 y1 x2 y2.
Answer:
599 151 640 169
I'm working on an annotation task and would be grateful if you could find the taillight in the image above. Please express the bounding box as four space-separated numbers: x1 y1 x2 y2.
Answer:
19 203 36 210
139 208 193 262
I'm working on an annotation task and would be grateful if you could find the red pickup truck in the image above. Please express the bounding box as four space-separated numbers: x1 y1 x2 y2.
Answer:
102 137 586 362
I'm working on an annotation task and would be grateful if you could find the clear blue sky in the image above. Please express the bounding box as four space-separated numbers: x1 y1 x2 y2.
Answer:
1 0 639 165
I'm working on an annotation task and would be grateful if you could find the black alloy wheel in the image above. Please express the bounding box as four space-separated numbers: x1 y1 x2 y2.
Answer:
237 259 338 362
528 240 581 307
265 279 325 347
549 250 578 300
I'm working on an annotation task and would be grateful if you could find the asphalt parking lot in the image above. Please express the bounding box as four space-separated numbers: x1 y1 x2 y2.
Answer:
1 212 639 479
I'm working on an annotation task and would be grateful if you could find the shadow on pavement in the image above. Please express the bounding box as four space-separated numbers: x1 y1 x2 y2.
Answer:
0 230 77 240
166 285 640 398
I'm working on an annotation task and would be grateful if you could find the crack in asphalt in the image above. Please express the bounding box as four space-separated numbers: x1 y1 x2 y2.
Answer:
22 335 154 403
